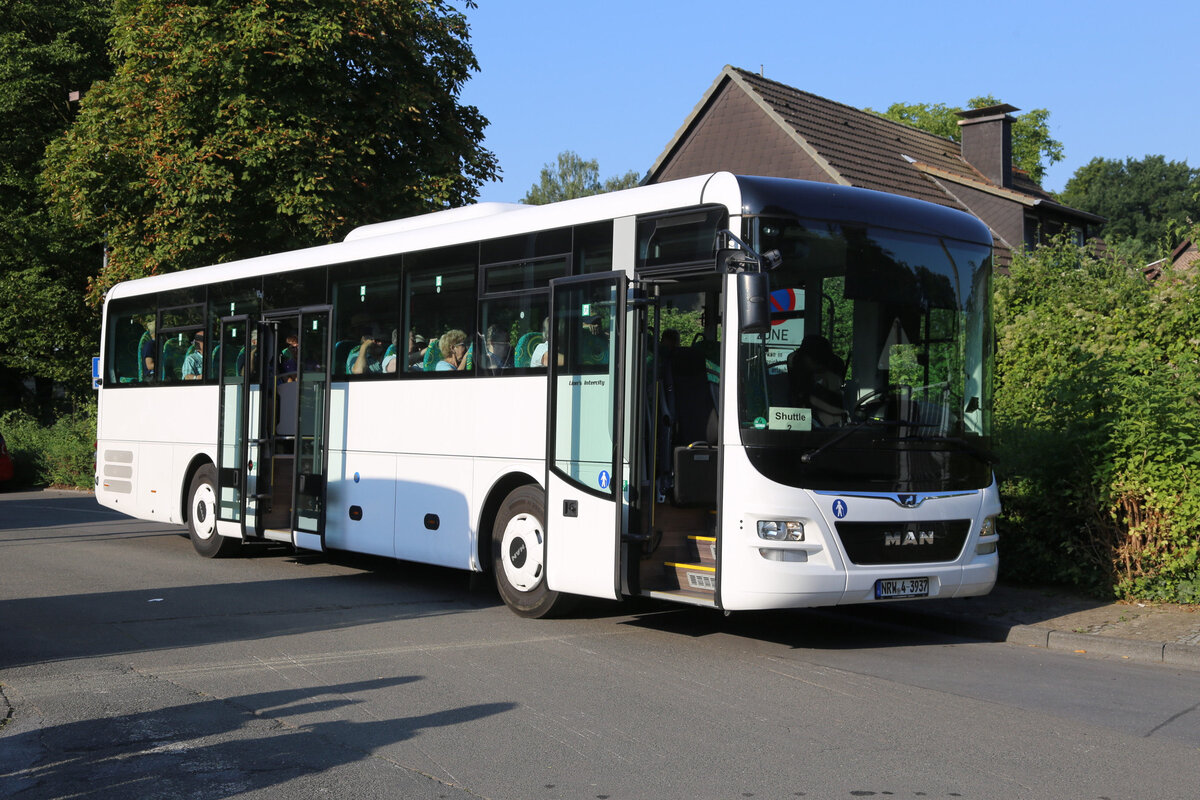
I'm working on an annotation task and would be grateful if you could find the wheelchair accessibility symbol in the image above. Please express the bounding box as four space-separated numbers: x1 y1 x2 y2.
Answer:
598 470 611 490
832 499 848 519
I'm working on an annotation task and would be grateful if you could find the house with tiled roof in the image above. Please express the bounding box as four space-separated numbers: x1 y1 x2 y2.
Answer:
1144 238 1198 280
646 66 1102 266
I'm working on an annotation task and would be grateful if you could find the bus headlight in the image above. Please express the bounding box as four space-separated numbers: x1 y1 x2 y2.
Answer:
757 520 804 541
976 515 998 555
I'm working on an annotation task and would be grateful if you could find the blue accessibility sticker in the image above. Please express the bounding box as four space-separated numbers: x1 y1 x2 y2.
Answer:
832 499 848 519
598 470 611 490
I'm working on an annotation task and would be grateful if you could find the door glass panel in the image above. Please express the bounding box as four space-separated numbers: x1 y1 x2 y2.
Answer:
295 310 330 533
551 278 621 495
217 319 247 522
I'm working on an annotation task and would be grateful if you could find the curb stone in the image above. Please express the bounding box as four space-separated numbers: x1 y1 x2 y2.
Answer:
827 604 1200 671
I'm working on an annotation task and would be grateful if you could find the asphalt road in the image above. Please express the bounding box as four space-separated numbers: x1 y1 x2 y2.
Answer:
2 490 1199 800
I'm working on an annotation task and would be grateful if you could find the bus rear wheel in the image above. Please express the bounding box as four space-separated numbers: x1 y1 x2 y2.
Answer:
187 464 240 558
492 485 573 618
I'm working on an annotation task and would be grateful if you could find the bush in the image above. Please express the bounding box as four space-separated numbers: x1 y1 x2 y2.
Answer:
995 235 1200 602
1 406 96 490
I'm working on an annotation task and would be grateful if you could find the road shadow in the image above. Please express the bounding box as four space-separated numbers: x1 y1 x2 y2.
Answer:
0 548 506 670
0 492 121 531
620 602 997 651
0 676 514 799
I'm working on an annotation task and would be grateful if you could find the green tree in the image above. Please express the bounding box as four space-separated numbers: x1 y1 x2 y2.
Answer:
42 0 498 303
873 96 1064 184
1058 155 1200 262
521 150 642 205
0 0 112 408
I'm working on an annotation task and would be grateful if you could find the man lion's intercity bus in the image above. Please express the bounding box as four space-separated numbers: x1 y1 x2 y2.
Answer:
96 173 999 617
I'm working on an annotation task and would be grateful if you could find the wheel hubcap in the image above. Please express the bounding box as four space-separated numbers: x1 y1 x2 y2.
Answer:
500 512 544 592
192 483 217 540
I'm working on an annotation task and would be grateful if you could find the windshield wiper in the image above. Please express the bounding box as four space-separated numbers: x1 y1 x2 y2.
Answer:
796 419 916 462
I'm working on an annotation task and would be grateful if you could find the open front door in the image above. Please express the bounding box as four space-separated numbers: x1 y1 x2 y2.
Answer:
545 273 627 600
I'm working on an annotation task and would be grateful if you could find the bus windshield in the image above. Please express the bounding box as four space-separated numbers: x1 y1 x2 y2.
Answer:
738 218 994 493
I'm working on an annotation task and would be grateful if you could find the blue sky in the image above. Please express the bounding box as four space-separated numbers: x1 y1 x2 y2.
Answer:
460 0 1197 203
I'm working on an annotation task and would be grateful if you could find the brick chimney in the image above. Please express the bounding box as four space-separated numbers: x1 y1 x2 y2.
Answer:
956 104 1018 188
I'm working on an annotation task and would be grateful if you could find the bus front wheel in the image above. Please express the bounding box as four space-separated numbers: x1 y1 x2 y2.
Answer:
492 485 573 618
187 464 240 558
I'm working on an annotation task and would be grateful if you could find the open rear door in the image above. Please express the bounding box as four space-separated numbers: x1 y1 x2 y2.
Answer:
291 306 331 551
545 273 627 600
215 315 251 538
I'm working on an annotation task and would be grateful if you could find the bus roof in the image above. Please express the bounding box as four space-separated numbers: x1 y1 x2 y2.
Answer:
105 173 734 302
103 172 990 302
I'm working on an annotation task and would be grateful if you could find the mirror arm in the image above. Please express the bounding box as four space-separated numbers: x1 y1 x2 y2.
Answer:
716 230 782 273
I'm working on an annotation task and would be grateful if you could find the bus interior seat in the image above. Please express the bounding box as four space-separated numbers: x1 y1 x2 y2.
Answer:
514 332 543 368
671 348 713 444
670 347 719 506
161 338 186 381
332 339 356 376
422 340 442 372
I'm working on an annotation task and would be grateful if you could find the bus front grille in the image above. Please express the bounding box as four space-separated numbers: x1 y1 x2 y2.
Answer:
834 520 971 565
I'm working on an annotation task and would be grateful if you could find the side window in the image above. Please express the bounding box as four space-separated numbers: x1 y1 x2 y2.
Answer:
331 257 399 378
480 295 550 374
636 207 727 273
405 246 477 375
105 297 156 385
209 278 261 380
158 302 205 383
575 221 613 274
479 257 566 374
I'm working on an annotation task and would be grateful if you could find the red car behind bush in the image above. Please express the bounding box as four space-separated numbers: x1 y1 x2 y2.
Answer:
0 433 14 483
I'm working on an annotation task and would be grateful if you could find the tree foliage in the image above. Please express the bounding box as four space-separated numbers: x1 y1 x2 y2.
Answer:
1058 155 1200 262
42 0 498 303
521 150 641 205
873 96 1064 184
0 0 112 403
994 232 1200 602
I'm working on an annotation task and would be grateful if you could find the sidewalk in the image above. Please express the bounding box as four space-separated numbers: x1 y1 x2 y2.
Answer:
855 582 1200 670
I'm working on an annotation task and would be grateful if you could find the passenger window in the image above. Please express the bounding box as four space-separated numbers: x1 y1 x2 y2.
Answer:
158 303 205 383
405 247 476 375
263 266 326 311
480 295 550 374
575 221 614 274
480 227 571 265
209 278 261 380
637 207 726 272
331 258 399 378
105 298 156 385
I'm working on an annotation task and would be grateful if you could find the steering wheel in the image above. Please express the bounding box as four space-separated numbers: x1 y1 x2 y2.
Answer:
852 389 888 418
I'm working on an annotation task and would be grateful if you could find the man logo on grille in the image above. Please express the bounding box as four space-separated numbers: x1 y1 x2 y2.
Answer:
884 530 936 546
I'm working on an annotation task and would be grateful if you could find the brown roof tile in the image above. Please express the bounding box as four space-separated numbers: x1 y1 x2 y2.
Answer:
729 67 1006 208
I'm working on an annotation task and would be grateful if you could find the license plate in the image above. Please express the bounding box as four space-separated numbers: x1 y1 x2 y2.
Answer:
875 577 929 599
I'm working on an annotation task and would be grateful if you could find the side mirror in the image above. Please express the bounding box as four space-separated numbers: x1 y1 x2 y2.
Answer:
737 271 771 334
717 248 756 272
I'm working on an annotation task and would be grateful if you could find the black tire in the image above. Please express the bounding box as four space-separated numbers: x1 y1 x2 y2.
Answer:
187 464 240 558
492 485 574 618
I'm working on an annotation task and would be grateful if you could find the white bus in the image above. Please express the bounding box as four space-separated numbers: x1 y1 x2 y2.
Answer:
96 173 999 617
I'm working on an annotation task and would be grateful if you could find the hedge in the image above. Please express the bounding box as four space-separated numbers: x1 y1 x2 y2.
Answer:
994 235 1200 602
